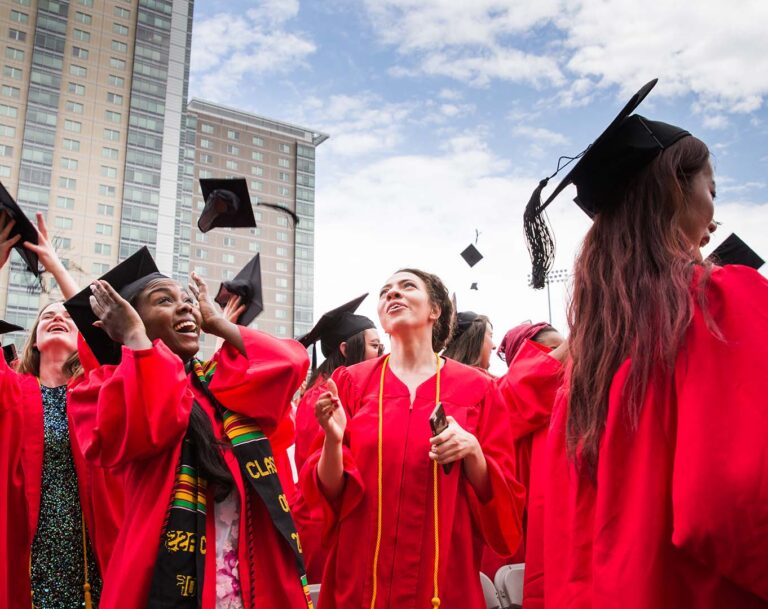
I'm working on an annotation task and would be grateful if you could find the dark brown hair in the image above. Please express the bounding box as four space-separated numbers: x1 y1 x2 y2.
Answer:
396 268 454 351
567 136 712 478
443 315 491 368
306 329 370 390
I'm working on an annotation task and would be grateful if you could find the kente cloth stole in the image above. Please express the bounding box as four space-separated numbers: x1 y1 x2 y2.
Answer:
194 358 313 608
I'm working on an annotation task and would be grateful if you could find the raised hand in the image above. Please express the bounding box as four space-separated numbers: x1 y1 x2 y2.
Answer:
89 280 151 351
314 378 346 445
188 272 245 355
22 212 79 298
0 210 20 269
221 294 246 324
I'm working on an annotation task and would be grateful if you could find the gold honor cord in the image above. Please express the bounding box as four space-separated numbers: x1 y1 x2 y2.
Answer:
370 354 442 609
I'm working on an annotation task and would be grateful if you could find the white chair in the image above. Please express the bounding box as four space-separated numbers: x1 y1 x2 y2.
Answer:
308 583 321 608
494 563 525 609
480 571 501 609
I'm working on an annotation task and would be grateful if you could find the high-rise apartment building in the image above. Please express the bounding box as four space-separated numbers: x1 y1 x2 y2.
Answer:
182 99 328 355
0 0 194 330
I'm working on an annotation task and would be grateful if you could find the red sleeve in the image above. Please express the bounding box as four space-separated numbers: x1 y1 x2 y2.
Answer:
464 381 526 557
497 340 562 439
208 327 309 435
298 366 366 545
69 340 192 467
672 266 768 600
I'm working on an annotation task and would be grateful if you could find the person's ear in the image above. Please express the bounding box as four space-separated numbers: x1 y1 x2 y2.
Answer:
429 303 441 322
339 341 347 359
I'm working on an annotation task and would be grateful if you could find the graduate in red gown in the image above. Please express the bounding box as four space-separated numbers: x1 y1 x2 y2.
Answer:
66 248 313 609
0 209 121 609
301 268 525 609
293 294 382 583
524 78 768 608
442 311 496 372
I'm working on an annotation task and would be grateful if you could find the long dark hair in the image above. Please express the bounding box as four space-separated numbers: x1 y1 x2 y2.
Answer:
307 329 369 390
567 136 712 478
443 315 491 368
396 268 454 351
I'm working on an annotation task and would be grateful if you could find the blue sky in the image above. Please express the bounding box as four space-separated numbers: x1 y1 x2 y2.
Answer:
189 0 768 372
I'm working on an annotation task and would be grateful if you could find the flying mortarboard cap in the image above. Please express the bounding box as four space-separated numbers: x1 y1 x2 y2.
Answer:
198 178 257 233
298 294 376 368
524 78 691 289
0 319 23 335
65 246 167 365
0 181 41 276
460 244 483 267
470 282 478 290
3 343 17 366
707 233 765 270
214 253 264 327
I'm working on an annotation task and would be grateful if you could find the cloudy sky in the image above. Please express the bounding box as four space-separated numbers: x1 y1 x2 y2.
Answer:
189 0 768 374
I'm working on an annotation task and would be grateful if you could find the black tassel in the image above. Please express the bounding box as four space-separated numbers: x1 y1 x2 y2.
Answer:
311 343 317 372
523 178 555 290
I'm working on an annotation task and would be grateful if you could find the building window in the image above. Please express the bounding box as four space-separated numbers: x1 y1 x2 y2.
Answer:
199 153 212 164
100 166 117 178
10 10 29 24
105 110 121 123
198 169 212 180
277 216 289 227
54 216 73 229
193 265 207 277
1 85 20 98
111 40 128 53
73 28 90 42
195 232 208 243
225 160 238 171
275 293 288 304
5 47 24 61
57 238 72 250
69 64 87 77
63 138 80 152
275 309 288 320
0 104 17 118
102 147 118 160
64 119 82 133
227 129 239 140
60 157 78 170
200 138 213 149
252 136 264 147
275 277 288 288
96 223 113 235
3 66 22 80
200 123 214 134
251 151 264 162
250 181 262 191
277 186 290 197
276 246 288 257
107 74 124 87
103 128 120 141
223 237 236 247
195 248 208 260
278 171 290 182
222 253 235 264
78 0 94 6
59 177 77 189
98 203 114 216
251 166 263 176
275 262 288 273
0 125 15 137
0 145 13 157
105 92 123 106
278 158 290 168
99 184 116 197
278 143 291 154
226 144 239 155
65 101 84 114
110 57 126 70
75 11 92 24
114 6 130 18
56 196 75 210
68 82 85 96
92 262 109 275
94 242 111 255
248 241 260 253
72 46 89 60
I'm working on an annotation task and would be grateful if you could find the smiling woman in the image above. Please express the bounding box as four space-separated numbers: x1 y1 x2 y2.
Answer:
0 210 121 609
67 249 314 609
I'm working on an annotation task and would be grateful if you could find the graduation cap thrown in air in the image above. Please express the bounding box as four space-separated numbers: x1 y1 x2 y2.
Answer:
460 244 483 268
470 282 478 291
198 178 257 233
298 294 376 369
524 78 691 288
0 319 23 335
65 246 167 365
0 181 41 276
707 233 765 270
214 253 264 327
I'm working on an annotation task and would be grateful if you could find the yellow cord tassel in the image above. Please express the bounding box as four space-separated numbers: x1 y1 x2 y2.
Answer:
83 582 93 609
81 515 93 609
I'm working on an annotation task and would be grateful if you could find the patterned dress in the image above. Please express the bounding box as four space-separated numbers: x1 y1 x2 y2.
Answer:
30 385 102 609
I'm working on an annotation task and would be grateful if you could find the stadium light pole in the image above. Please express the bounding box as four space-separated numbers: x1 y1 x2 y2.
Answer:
528 268 570 324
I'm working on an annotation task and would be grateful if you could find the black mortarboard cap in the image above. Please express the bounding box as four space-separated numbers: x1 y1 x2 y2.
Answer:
0 181 41 276
65 247 166 365
455 310 480 338
198 178 257 233
0 319 23 334
460 244 483 268
298 294 376 361
524 79 691 288
707 233 765 270
3 343 17 366
214 253 264 327
470 282 478 290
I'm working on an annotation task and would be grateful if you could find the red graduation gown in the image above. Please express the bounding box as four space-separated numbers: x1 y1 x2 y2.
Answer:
300 356 525 609
0 352 123 609
542 265 768 608
293 379 330 583
68 327 310 609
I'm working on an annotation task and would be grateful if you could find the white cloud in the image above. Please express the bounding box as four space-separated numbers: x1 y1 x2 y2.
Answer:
190 1 316 102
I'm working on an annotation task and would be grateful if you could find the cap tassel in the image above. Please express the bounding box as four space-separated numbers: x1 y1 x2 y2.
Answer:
311 343 317 372
523 178 556 290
